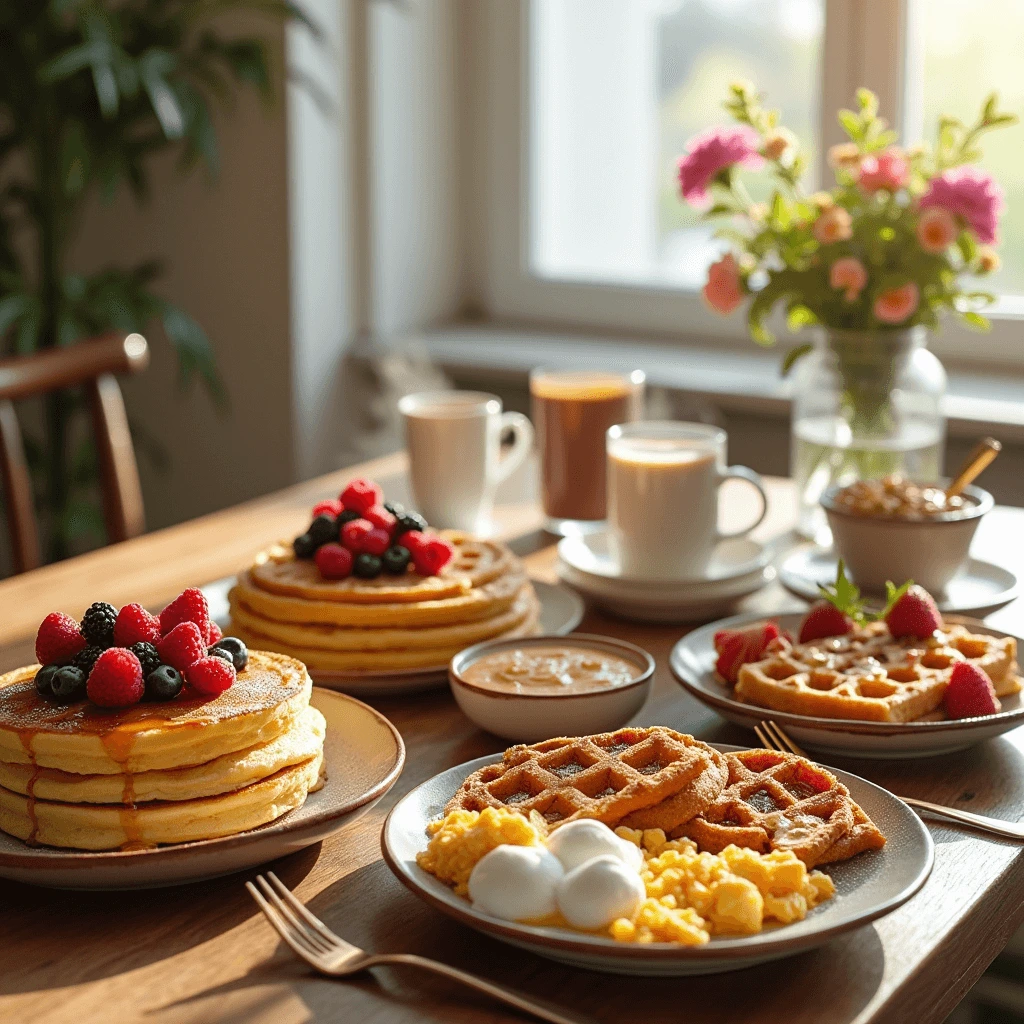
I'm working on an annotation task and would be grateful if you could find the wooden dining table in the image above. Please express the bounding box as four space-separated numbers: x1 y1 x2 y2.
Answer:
3 450 1024 1024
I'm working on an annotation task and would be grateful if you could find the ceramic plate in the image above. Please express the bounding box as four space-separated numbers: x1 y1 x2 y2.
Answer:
381 748 932 976
0 689 405 889
204 577 585 698
779 546 1018 614
671 612 1024 758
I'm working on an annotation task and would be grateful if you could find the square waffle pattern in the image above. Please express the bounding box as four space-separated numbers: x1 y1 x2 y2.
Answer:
734 621 1020 723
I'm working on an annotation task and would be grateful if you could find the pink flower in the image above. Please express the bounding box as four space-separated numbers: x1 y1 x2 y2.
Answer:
920 167 1004 244
874 283 919 325
829 257 868 302
813 206 853 244
702 253 744 315
677 126 763 208
916 207 958 253
858 149 909 192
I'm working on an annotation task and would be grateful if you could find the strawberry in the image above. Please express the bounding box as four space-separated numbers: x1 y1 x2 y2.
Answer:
311 498 344 519
315 543 353 579
35 612 86 666
397 529 426 553
187 656 236 696
884 582 941 639
799 559 864 643
340 478 383 515
156 621 206 674
361 527 392 557
412 535 455 576
113 603 161 647
159 587 212 643
713 621 786 684
944 661 1000 719
86 648 144 708
363 504 397 534
341 518 374 552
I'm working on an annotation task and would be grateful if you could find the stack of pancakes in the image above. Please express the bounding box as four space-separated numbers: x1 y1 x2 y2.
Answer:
228 531 541 674
0 651 324 851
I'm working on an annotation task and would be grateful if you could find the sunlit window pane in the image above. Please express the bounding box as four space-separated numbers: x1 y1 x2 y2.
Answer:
529 0 823 289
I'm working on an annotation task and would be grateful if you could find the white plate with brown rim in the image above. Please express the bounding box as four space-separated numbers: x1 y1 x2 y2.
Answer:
381 747 932 976
670 612 1024 759
0 689 405 889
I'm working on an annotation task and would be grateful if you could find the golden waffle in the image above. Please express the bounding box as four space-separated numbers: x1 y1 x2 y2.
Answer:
445 727 728 830
819 800 886 863
734 620 1020 723
675 749 863 868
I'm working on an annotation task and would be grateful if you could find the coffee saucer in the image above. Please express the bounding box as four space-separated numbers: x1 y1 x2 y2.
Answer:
779 545 1018 615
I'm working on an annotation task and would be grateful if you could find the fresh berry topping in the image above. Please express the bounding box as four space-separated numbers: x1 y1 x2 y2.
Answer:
395 511 427 536
799 602 854 644
361 527 391 557
35 612 87 666
944 661 1000 719
208 621 223 645
341 518 374 552
51 666 88 703
86 648 144 708
208 646 234 665
210 637 248 672
412 536 455 576
884 582 942 639
337 509 361 528
34 664 59 698
159 588 212 643
129 641 161 678
293 532 317 559
73 645 105 677
187 656 236 696
340 478 383 514
363 504 397 534
315 543 353 579
382 545 411 576
155 621 207 673
713 622 786 684
353 553 383 579
308 514 339 548
81 602 117 647
312 498 344 519
145 665 184 702
383 500 405 518
397 529 426 553
113 603 161 647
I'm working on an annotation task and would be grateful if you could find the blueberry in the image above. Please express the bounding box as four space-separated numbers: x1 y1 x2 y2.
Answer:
308 514 338 547
146 665 184 702
35 664 60 698
337 509 361 527
50 666 87 703
210 636 248 672
293 532 317 559
395 512 427 535
353 553 383 579
382 545 411 576
208 647 234 665
383 500 405 518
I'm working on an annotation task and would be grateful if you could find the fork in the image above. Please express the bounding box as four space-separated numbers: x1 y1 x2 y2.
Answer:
246 872 591 1024
754 720 1024 841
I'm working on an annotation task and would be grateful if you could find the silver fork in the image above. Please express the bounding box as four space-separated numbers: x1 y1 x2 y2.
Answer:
754 720 1024 841
246 872 592 1024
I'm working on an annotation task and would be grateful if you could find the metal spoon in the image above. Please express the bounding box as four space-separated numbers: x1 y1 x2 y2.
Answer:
946 436 1001 498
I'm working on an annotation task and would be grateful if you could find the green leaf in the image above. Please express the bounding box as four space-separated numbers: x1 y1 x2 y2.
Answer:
0 294 30 338
139 50 186 139
39 40 110 82
781 342 813 376
162 303 228 408
785 305 817 332
883 579 913 618
837 109 862 142
957 231 977 264
960 311 991 331
818 559 866 623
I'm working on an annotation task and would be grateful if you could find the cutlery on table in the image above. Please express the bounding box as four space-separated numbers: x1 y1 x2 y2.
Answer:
246 872 593 1024
754 720 1024 841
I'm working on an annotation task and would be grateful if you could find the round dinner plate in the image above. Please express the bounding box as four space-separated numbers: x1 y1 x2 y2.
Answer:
382 749 932 976
671 612 1024 759
0 689 405 890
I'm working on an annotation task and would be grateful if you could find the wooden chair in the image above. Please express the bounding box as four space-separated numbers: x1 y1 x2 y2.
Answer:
0 333 150 574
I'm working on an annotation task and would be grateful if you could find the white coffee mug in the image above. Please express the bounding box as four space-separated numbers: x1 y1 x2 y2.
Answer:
399 391 534 532
606 421 768 580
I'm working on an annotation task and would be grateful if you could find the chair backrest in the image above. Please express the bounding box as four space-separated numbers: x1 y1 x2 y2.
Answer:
0 333 150 573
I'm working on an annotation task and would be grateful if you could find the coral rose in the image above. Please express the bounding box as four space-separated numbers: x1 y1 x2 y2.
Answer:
677 126 763 208
858 149 909 193
829 258 868 302
916 207 957 254
920 167 1003 244
828 143 861 171
813 206 853 245
874 283 919 325
762 128 796 162
702 253 744 315
978 247 1001 274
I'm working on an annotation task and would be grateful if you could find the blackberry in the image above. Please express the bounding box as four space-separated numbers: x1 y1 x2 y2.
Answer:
81 602 117 647
353 553 383 579
130 642 161 678
146 665 184 702
51 666 87 703
73 645 105 677
383 500 406 518
395 511 427 535
308 514 338 547
382 545 411 576
35 664 59 699
293 532 317 559
337 509 361 527
210 636 248 672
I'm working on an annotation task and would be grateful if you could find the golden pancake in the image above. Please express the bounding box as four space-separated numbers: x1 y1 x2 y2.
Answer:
229 583 536 652
0 706 325 804
0 651 311 776
0 751 324 851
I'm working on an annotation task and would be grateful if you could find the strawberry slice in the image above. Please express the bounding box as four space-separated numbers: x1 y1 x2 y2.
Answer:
714 621 785 684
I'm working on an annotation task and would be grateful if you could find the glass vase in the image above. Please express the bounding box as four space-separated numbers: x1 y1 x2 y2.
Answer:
791 327 947 544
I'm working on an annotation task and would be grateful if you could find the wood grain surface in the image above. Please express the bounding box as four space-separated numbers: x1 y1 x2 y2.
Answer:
2 452 1023 1024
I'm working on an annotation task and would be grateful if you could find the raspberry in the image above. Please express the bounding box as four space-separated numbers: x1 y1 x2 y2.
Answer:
396 530 426 553
187 656 236 696
362 527 391 557
208 621 223 645
315 543 353 579
341 518 374 552
363 504 397 534
86 648 144 707
35 612 86 666
340 478 383 514
113 603 161 647
412 536 455 576
159 587 211 643
156 621 206 673
312 498 344 519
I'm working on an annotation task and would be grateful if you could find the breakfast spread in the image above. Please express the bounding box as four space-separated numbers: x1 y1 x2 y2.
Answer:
0 591 325 850
831 475 970 519
460 646 640 696
227 478 542 674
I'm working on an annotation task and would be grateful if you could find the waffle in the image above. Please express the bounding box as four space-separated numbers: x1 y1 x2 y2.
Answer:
445 727 728 830
675 749 864 869
734 620 1020 723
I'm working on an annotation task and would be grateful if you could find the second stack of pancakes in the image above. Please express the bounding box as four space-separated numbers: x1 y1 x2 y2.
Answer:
228 531 541 674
